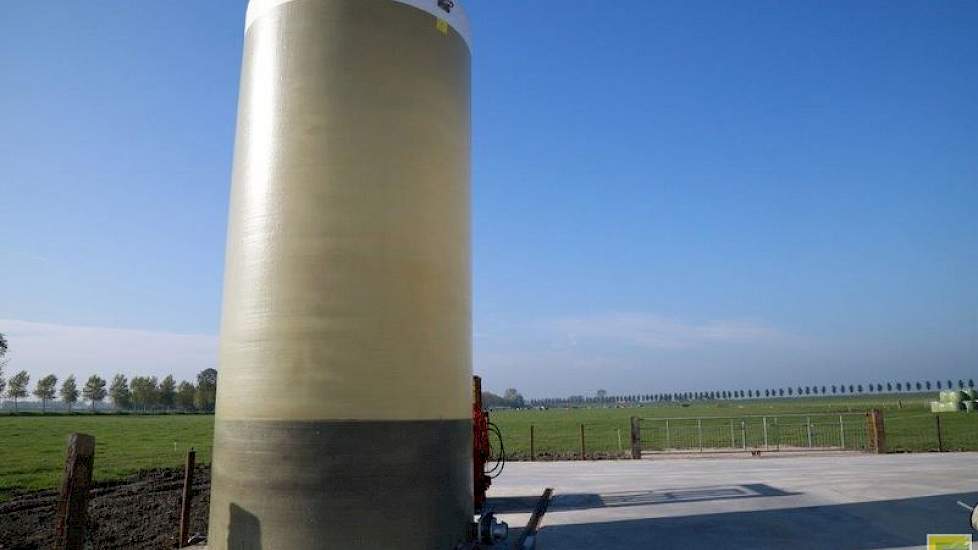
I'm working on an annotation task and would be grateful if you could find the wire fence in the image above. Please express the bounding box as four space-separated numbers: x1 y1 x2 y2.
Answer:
5 409 978 494
638 413 871 453
496 414 872 460
885 412 978 452
503 423 632 460
90 440 214 486
498 410 978 460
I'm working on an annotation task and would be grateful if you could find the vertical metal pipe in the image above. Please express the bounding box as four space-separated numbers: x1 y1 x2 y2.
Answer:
729 419 735 448
807 416 813 448
530 424 535 461
741 421 747 450
665 419 671 449
763 417 769 450
698 419 703 452
209 1 473 548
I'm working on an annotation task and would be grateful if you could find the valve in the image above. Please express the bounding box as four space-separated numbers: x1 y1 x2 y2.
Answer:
477 511 509 545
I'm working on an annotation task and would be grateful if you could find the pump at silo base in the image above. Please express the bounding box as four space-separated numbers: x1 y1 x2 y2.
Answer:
465 375 553 550
467 375 510 547
473 375 506 511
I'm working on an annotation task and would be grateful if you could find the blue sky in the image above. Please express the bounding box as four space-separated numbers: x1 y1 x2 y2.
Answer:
1 1 975 397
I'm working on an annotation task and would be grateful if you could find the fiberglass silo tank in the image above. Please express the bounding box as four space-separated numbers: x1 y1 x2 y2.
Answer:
209 0 472 548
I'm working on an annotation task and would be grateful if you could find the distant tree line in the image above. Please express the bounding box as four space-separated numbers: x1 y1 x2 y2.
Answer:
529 378 976 407
0 330 217 414
102 368 218 413
482 388 525 409
0 367 217 414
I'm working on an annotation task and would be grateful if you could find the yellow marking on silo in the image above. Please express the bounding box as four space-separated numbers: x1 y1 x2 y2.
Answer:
435 18 449 34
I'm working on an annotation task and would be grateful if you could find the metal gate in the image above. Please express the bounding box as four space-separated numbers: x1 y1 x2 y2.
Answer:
639 413 871 454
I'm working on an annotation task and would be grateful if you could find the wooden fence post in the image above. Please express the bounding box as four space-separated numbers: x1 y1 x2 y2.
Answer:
529 425 535 461
875 409 886 454
865 411 874 451
867 409 886 454
935 415 944 452
629 416 642 459
579 424 586 460
55 433 95 550
178 448 196 548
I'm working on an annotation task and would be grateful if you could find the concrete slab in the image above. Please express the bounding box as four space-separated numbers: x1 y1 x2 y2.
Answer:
488 453 978 550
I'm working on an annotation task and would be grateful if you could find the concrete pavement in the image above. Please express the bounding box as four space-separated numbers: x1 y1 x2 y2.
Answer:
489 453 978 549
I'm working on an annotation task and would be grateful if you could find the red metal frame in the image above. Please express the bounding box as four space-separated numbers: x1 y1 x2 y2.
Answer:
473 375 492 510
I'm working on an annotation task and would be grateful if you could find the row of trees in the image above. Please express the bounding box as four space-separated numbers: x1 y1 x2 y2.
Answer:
0 368 217 413
482 387 526 409
0 333 217 413
531 379 977 407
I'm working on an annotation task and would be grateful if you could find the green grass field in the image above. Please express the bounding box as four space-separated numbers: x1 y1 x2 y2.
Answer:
1 394 976 501
489 394 978 458
0 415 213 500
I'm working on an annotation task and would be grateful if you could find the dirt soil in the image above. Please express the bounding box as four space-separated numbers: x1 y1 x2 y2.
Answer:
0 466 210 550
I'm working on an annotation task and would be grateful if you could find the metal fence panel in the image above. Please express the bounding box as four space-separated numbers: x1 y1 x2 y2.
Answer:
639 413 870 454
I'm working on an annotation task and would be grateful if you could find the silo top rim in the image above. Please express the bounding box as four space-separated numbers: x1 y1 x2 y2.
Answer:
245 0 472 49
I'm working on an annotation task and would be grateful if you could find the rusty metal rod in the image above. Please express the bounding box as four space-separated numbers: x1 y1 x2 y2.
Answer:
512 488 553 550
178 448 196 548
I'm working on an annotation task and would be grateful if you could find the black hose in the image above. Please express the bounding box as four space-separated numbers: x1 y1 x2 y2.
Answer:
486 421 506 478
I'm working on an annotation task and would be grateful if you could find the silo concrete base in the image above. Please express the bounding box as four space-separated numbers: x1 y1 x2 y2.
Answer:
209 419 472 549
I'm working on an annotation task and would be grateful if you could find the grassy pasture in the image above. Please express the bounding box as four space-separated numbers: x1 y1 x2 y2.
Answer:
489 394 978 457
0 415 213 501
1 394 976 501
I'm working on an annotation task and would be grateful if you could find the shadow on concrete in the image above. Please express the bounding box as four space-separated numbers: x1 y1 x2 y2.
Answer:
489 484 797 514
228 503 262 550
536 491 978 550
